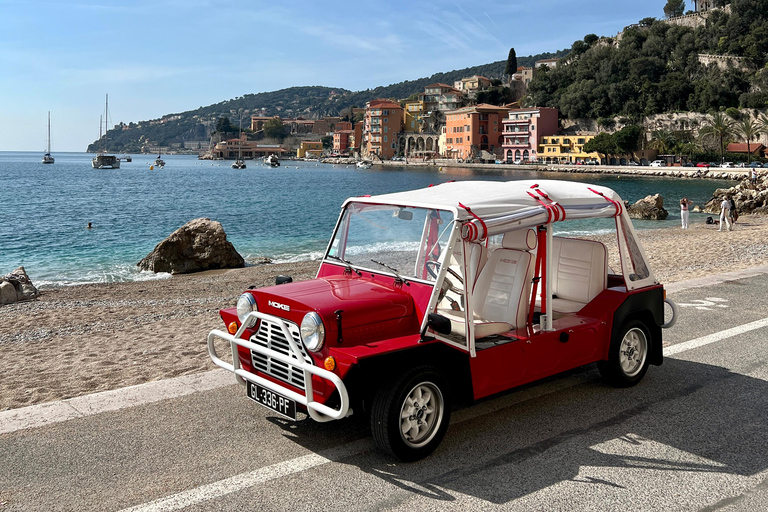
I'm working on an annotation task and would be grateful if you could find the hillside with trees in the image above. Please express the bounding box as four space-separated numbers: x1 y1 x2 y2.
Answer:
86 50 568 153
526 0 768 120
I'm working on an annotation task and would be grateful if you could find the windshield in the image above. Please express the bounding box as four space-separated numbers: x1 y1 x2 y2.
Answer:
327 203 454 282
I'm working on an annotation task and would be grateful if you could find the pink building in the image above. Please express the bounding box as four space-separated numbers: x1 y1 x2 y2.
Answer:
501 107 559 163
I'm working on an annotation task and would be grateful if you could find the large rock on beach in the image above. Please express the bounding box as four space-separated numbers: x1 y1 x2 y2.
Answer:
137 218 245 274
703 176 768 215
0 266 40 305
626 194 669 220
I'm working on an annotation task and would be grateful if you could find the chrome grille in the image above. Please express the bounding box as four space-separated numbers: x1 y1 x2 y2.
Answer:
249 319 313 390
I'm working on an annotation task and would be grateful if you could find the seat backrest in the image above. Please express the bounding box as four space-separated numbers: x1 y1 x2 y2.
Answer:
447 241 487 289
550 237 607 304
473 229 537 329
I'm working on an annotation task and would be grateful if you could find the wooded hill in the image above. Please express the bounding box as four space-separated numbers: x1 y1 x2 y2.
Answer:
527 0 768 121
86 51 568 153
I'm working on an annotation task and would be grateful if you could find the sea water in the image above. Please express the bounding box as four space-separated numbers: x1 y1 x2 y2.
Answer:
0 151 730 288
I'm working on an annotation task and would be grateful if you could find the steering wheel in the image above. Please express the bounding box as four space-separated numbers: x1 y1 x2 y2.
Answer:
424 261 464 294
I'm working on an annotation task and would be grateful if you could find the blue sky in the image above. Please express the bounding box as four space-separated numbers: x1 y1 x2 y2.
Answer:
1 0 677 152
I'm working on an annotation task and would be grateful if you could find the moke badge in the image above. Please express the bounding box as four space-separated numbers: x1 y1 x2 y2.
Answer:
268 300 290 312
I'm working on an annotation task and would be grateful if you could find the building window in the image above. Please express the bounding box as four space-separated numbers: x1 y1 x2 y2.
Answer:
384 110 389 115
384 126 388 133
384 136 387 142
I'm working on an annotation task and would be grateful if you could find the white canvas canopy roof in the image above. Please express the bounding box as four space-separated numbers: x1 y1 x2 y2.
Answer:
349 180 624 241
346 179 656 292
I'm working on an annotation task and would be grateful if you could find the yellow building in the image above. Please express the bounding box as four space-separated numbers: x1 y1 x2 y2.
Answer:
403 101 424 133
297 140 324 158
539 135 600 164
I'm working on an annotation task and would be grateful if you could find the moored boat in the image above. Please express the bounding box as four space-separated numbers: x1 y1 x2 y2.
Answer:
265 154 280 167
91 94 120 169
42 111 55 164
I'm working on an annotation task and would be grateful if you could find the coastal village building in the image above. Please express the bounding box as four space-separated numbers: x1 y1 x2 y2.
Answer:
333 129 355 155
297 140 324 158
512 66 534 88
212 134 287 159
444 104 510 160
534 58 560 70
539 135 601 164
363 99 403 160
726 143 766 157
419 83 464 112
404 101 425 133
453 75 492 99
501 107 559 163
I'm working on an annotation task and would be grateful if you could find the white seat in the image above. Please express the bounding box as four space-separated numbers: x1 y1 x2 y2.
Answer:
442 229 536 339
537 237 607 314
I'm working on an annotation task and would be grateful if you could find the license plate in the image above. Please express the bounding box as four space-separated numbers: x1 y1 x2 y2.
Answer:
246 382 297 420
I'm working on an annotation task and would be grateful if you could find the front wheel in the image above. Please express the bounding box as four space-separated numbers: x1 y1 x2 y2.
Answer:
370 366 451 462
598 320 651 387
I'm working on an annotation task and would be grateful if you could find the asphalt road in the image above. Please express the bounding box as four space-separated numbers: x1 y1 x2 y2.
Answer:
2 272 768 512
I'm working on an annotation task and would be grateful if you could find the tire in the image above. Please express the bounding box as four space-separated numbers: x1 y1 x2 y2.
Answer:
598 320 651 388
370 366 451 462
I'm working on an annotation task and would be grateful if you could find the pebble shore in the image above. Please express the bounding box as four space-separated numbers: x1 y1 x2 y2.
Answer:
2 216 768 412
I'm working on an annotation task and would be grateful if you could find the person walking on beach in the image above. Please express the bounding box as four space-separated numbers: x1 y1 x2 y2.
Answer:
752 168 758 185
680 198 692 229
729 196 738 226
718 195 732 232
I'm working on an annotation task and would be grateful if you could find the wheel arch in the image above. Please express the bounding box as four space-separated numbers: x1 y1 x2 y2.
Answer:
348 343 473 415
610 287 664 367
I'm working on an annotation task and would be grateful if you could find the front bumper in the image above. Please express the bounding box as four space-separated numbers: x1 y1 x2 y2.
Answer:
207 311 351 422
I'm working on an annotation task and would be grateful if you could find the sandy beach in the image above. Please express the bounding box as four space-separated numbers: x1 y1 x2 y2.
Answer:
2 215 768 412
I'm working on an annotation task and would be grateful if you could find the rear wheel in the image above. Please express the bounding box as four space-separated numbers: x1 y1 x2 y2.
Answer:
370 366 451 461
599 320 650 387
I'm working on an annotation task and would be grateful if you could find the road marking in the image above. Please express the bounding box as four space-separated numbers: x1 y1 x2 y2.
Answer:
676 297 730 311
117 439 372 512
114 316 768 512
664 317 768 356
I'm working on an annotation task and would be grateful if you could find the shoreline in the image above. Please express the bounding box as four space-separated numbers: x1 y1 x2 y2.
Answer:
3 216 768 413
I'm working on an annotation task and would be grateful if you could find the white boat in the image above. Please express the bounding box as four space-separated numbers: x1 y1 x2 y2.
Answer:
356 160 372 169
92 94 120 169
42 111 54 164
265 154 280 167
155 154 165 168
231 114 246 169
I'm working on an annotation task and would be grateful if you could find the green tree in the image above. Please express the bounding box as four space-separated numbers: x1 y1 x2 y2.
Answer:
215 117 233 133
614 125 642 154
699 112 735 162
583 132 617 163
736 117 760 158
504 48 518 78
649 130 676 155
321 136 333 149
263 118 286 140
663 0 685 18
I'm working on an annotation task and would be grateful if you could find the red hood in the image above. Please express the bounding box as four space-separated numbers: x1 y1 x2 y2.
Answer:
249 275 418 345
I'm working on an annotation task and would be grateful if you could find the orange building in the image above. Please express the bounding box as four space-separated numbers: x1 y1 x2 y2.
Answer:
363 99 403 160
444 104 510 160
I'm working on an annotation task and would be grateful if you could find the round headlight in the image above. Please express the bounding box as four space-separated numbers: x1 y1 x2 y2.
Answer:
300 312 325 352
236 293 257 323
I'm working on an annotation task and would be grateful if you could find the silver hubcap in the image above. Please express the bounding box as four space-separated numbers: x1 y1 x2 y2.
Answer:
399 382 444 448
620 327 647 377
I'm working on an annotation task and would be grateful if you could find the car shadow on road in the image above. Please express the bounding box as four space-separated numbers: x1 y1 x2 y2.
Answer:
274 358 768 505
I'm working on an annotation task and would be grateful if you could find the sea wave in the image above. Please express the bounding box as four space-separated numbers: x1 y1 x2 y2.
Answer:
35 265 172 289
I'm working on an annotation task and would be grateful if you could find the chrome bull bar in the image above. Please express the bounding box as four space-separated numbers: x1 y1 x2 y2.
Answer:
207 311 351 422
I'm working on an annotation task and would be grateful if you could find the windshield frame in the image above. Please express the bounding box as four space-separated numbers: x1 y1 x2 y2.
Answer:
322 202 456 285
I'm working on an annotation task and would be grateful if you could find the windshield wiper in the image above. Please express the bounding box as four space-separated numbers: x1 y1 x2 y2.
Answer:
370 259 410 286
326 254 361 276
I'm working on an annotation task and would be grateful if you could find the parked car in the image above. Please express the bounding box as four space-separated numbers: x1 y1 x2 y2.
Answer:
683 163 694 167
720 162 735 169
208 180 677 461
628 161 639 166
695 162 710 168
649 160 666 167
749 162 763 168
763 163 768 168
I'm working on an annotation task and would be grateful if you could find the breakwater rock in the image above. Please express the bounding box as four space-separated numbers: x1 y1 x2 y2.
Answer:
137 218 245 274
626 194 669 220
1 266 39 305
703 176 768 215
546 166 744 181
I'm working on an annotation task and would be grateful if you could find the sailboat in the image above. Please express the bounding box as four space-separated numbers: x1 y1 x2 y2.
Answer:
42 111 55 164
231 114 246 169
92 94 120 169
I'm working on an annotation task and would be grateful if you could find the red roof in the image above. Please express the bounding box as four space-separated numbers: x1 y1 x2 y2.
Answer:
726 143 765 154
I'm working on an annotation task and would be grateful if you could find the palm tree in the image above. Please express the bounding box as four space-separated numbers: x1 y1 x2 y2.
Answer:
649 129 676 155
699 112 734 163
736 117 759 161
